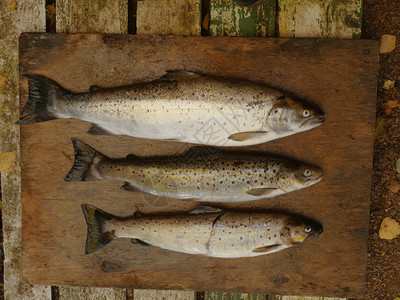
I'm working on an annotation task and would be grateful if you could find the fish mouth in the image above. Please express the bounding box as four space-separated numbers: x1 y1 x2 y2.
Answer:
303 173 323 186
306 223 323 240
300 115 325 128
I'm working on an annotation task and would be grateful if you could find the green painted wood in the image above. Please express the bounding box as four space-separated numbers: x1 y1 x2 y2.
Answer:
278 0 362 38
209 0 276 37
205 292 266 300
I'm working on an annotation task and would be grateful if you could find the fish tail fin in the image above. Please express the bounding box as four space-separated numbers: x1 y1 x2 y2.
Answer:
18 74 68 124
65 138 106 182
81 204 116 254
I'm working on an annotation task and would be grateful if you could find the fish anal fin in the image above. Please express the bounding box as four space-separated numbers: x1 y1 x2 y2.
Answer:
89 85 103 93
131 239 152 247
88 124 115 135
121 182 141 192
246 188 277 197
228 131 268 142
190 206 222 214
252 244 281 253
162 71 203 81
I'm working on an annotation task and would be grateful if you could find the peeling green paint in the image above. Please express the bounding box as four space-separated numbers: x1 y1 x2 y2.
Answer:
209 0 276 37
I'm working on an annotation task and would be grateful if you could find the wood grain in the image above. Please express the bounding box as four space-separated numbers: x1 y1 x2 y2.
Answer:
0 1 51 299
278 0 362 38
19 34 378 298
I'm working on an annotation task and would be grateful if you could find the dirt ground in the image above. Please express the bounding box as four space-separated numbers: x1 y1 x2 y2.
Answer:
362 0 400 299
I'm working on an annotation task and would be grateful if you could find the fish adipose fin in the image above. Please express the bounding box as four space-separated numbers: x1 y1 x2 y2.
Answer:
162 71 203 81
18 74 67 124
65 138 105 182
81 204 116 254
252 244 282 253
87 124 115 135
246 188 277 197
228 131 268 142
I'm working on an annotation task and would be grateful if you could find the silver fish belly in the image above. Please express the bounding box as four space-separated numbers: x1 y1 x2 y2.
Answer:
19 72 325 146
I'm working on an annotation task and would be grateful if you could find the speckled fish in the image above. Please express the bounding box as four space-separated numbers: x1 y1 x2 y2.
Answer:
66 138 323 203
18 72 324 147
82 204 323 257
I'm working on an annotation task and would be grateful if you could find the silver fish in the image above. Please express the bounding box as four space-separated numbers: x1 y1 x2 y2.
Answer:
82 204 323 258
66 138 323 203
19 72 325 147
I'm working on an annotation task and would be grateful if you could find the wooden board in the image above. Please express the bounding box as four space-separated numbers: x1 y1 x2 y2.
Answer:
278 0 362 38
19 34 378 298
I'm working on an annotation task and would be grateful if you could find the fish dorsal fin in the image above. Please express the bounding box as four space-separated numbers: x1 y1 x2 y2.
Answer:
161 71 203 81
190 206 222 214
228 131 268 142
252 244 282 253
88 124 115 135
246 188 277 197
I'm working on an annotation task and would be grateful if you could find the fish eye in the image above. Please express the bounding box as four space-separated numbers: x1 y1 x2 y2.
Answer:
303 169 312 177
304 226 312 233
302 109 311 117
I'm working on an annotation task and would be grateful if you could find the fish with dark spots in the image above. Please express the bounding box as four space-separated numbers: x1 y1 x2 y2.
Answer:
65 138 323 203
18 71 324 147
82 204 323 258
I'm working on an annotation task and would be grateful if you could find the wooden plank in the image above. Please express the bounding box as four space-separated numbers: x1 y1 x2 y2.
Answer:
137 0 201 36
278 0 362 38
205 292 266 299
56 0 128 34
0 1 51 299
269 296 347 300
134 289 196 299
55 1 128 298
59 287 127 299
209 0 275 37
19 34 378 298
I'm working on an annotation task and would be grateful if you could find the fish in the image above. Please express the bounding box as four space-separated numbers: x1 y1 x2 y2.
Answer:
18 72 325 147
81 204 323 258
66 138 323 203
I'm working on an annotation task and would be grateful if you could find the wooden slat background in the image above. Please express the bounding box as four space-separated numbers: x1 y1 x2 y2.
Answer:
0 0 364 299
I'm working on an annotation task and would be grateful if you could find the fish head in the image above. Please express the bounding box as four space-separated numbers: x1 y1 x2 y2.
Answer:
267 96 325 134
281 217 323 245
276 163 323 191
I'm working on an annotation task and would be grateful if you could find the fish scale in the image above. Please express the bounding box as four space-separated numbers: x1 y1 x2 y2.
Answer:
19 72 325 146
66 139 323 203
82 204 323 258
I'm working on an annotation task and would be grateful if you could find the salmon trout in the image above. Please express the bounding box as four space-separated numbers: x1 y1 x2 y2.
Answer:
66 138 323 203
82 204 323 257
19 72 325 147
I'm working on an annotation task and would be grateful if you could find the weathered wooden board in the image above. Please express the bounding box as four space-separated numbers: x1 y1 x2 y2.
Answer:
55 0 129 298
19 34 378 298
209 0 276 37
0 1 51 299
137 0 201 36
278 0 362 38
205 292 266 299
134 289 196 299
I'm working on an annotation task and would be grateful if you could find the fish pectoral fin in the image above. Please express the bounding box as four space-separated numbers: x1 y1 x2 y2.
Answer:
131 239 152 247
121 182 140 192
252 244 282 253
190 206 223 214
87 124 115 135
162 70 203 81
246 188 277 197
228 131 268 142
